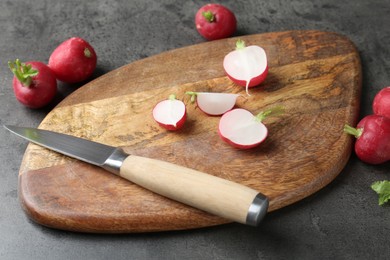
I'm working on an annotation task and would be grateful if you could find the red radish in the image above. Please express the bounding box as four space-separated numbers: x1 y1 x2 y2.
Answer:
186 91 239 116
373 86 390 119
195 3 237 40
223 40 268 95
219 107 283 149
48 37 97 83
344 115 390 164
8 59 57 109
153 94 186 131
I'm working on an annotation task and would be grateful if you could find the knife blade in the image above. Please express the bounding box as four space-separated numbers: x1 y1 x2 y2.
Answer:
4 125 268 226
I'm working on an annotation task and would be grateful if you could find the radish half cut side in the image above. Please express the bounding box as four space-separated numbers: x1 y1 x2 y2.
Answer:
153 99 186 131
195 92 239 116
218 108 268 149
223 40 268 95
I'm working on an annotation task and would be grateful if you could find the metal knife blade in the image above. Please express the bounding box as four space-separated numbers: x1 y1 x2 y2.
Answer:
4 125 269 226
5 125 115 165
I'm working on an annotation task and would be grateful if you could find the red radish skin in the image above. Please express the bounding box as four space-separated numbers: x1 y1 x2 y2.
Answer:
8 59 57 109
344 115 390 164
186 91 239 116
373 86 390 119
223 40 268 95
152 95 186 131
48 37 97 83
195 4 237 41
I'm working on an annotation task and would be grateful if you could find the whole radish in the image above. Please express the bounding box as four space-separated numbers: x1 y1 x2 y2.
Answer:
373 86 390 119
153 94 187 131
48 37 97 83
344 115 390 164
195 3 237 41
218 107 283 149
186 91 239 116
223 40 268 95
8 59 57 109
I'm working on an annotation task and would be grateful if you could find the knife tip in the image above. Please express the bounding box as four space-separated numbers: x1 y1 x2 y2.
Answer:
3 125 12 131
3 125 20 133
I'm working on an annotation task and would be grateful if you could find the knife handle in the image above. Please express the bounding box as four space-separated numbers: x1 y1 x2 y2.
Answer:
119 155 268 226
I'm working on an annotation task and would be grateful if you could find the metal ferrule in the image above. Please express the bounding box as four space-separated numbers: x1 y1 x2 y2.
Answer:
246 193 269 226
102 148 129 175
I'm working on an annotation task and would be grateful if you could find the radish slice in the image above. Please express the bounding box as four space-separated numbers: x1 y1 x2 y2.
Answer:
186 91 239 116
218 107 283 149
219 109 268 149
223 40 268 95
153 95 186 131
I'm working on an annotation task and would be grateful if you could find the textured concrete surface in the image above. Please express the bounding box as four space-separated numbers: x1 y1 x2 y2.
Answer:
0 0 389 259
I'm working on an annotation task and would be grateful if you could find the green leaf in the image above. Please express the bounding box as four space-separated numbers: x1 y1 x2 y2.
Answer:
343 124 363 138
185 91 197 103
236 39 246 50
202 11 214 22
168 94 176 101
8 59 38 87
255 106 285 122
371 180 390 206
84 47 92 58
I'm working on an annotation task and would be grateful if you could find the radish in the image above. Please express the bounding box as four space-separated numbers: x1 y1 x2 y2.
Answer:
152 94 186 131
195 3 237 41
344 115 390 164
223 40 268 95
373 86 390 119
219 107 283 149
8 59 57 109
48 37 97 83
186 91 239 116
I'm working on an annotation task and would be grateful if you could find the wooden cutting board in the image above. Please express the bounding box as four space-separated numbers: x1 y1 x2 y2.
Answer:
18 30 361 233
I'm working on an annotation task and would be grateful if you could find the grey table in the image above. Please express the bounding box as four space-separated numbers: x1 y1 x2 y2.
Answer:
1 1 389 259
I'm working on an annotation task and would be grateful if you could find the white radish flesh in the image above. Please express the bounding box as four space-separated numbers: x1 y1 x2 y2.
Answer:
187 92 239 116
153 96 186 130
219 108 268 149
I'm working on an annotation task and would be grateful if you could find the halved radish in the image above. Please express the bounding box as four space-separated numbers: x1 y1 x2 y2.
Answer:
218 107 283 149
152 94 186 130
223 40 268 95
186 91 239 116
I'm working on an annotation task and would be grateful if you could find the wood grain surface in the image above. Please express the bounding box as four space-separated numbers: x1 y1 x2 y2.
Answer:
18 30 362 233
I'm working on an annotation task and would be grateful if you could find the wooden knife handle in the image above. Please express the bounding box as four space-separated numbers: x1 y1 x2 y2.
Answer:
119 155 268 226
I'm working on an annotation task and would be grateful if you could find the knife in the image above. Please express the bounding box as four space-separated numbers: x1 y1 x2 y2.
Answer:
4 125 269 226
